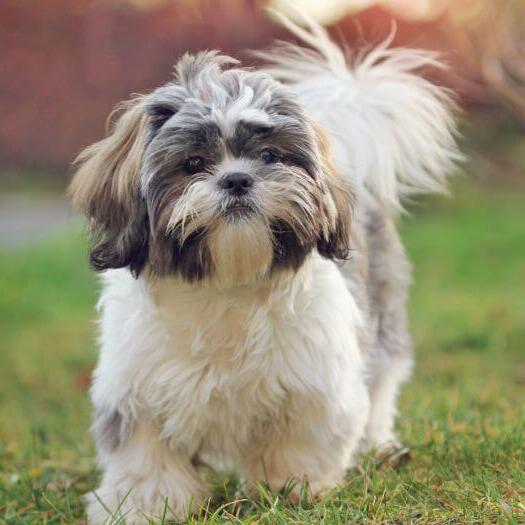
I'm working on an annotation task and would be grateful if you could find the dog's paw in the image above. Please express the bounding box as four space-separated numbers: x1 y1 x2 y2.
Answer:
240 476 336 507
375 442 413 470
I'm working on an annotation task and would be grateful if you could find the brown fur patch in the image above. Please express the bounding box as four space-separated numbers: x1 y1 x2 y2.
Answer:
69 97 150 275
70 97 147 221
313 124 353 260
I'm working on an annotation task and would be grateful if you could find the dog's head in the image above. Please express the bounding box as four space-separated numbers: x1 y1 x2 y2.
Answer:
71 52 351 286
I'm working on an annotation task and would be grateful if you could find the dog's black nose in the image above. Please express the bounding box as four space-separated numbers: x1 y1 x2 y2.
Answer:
220 172 254 195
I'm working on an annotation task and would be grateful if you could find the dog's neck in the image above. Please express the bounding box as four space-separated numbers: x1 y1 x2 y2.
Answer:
147 251 318 308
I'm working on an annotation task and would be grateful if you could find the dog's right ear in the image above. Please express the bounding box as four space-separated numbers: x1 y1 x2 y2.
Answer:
70 97 150 277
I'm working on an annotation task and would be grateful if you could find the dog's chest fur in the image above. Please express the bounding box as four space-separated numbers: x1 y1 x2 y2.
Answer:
97 257 362 463
148 267 335 456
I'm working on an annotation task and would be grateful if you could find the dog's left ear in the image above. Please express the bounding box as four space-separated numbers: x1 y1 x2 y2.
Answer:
313 125 352 260
69 97 150 276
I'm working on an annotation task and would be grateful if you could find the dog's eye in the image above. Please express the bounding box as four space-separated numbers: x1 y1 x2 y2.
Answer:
184 156 206 174
254 126 273 135
260 148 278 164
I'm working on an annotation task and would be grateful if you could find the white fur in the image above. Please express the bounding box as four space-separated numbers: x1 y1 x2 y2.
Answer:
88 255 369 522
259 9 461 213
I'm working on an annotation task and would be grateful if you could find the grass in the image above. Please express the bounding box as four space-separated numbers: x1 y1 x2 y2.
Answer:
0 178 524 524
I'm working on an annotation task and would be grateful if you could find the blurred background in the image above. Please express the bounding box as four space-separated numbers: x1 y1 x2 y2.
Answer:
0 1 524 522
2 0 525 176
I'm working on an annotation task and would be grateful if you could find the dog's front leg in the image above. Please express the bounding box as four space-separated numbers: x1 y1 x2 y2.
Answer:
240 396 369 501
87 423 207 524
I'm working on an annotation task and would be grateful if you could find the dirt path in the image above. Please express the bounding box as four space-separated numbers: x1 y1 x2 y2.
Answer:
0 193 76 248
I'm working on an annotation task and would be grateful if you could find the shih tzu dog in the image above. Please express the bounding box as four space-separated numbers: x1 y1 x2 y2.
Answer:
71 11 459 524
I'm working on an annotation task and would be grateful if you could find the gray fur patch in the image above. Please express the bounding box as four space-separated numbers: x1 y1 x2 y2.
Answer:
91 406 134 453
340 203 413 369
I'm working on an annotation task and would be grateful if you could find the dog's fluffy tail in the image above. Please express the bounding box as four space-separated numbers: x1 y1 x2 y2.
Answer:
257 9 461 213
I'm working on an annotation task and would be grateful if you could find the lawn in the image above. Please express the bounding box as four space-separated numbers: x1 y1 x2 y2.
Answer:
0 178 524 524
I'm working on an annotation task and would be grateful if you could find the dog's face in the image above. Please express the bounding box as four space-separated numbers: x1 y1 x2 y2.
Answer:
71 52 351 286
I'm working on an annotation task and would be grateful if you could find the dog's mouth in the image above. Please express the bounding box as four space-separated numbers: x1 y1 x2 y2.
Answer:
221 199 257 219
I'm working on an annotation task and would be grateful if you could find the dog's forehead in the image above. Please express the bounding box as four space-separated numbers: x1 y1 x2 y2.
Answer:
149 66 297 137
177 93 272 139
